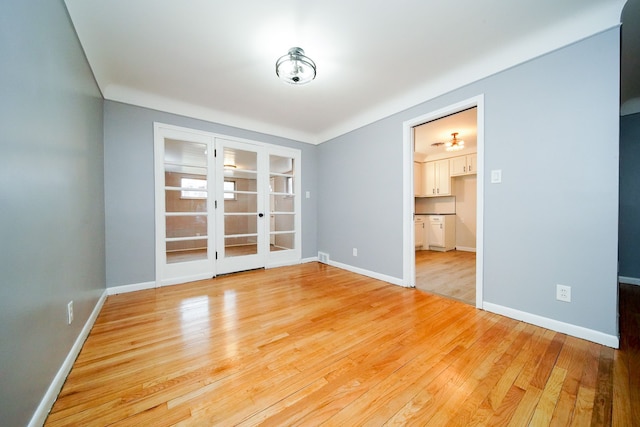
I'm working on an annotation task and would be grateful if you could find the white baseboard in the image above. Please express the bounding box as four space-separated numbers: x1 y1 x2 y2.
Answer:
483 302 619 349
29 289 108 427
107 280 157 295
301 256 319 263
327 260 408 288
619 276 640 286
456 246 476 252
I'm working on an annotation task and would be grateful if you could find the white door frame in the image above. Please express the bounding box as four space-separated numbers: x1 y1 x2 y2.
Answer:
154 123 217 286
402 95 485 309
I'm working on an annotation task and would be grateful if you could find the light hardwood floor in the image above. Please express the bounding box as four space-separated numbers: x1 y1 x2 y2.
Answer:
415 250 476 305
46 263 636 426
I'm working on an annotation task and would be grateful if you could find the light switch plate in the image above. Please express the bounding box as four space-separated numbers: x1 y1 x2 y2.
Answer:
491 169 502 183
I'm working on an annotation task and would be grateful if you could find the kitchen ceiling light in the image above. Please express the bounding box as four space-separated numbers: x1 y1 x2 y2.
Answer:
445 132 464 152
276 47 316 85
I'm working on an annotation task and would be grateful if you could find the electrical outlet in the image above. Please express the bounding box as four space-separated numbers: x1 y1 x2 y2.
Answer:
67 301 74 324
353 248 358 256
556 285 571 303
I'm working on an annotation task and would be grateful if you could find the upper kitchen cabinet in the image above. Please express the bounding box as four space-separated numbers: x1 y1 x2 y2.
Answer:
450 154 477 176
423 159 450 196
414 161 423 196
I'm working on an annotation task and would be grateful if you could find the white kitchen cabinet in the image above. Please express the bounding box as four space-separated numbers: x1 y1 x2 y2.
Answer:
428 215 455 251
414 216 426 248
414 161 423 196
450 154 477 176
467 154 476 174
423 159 450 196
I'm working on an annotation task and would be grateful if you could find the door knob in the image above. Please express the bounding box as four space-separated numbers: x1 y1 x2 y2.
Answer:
258 213 264 218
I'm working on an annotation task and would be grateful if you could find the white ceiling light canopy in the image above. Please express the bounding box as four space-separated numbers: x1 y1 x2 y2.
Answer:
276 47 316 85
445 132 464 151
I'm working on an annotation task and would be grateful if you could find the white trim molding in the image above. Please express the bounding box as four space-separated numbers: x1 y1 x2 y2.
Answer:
29 290 108 427
403 94 485 308
327 260 406 288
484 302 619 349
107 280 157 295
619 276 640 286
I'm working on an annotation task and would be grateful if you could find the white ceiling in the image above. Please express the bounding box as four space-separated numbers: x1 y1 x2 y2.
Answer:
414 108 477 161
64 0 628 145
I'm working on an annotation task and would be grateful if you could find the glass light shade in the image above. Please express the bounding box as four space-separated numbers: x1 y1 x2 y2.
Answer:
446 142 464 151
445 133 464 151
276 47 316 85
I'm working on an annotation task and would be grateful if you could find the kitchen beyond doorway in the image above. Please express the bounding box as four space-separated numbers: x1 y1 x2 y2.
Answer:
413 106 478 305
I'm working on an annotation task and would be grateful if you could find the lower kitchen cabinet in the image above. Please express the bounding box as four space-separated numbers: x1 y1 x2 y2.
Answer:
415 215 428 249
428 215 456 251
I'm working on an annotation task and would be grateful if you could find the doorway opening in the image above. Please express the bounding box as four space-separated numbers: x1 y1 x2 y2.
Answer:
402 95 484 308
413 107 477 304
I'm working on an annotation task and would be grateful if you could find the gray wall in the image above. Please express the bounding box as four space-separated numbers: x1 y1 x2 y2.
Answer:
104 101 318 287
318 119 404 276
318 28 620 337
0 1 105 425
620 112 640 280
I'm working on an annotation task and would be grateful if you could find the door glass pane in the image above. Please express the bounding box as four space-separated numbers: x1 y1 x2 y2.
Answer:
223 148 258 258
224 214 257 235
271 194 294 213
166 215 208 238
270 155 295 251
270 155 294 176
164 139 208 263
271 213 294 232
166 239 208 263
165 139 207 168
225 236 258 257
270 232 295 251
223 192 257 213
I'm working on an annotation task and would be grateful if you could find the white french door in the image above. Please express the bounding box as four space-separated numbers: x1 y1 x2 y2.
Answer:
215 138 267 275
154 125 216 286
154 124 301 286
266 146 301 267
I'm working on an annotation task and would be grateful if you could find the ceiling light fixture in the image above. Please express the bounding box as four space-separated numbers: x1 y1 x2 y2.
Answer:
276 47 316 85
445 132 464 152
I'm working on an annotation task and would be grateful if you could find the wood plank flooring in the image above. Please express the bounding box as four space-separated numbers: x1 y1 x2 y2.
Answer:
415 250 475 305
46 263 637 426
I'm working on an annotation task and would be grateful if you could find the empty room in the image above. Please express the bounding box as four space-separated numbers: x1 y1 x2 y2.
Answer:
2 0 639 425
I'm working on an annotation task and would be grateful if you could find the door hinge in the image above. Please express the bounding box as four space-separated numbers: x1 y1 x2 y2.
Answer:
215 251 218 260
214 149 217 157
215 200 217 209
